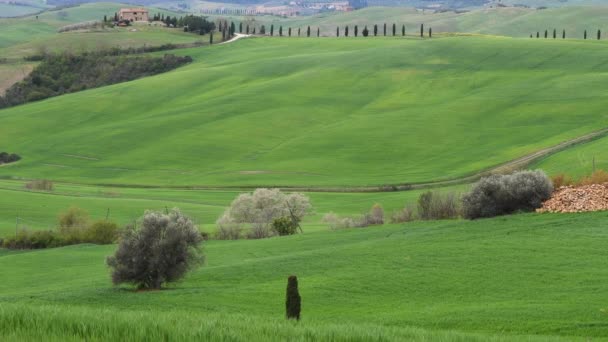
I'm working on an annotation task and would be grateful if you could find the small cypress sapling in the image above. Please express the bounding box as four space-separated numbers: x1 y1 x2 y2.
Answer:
392 23 396 36
286 275 301 320
402 24 405 36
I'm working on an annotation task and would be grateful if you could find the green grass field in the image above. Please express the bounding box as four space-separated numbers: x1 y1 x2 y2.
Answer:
1 36 607 187
2 212 608 340
532 134 608 178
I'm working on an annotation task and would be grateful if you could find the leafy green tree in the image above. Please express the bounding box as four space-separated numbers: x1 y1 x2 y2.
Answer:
362 25 369 37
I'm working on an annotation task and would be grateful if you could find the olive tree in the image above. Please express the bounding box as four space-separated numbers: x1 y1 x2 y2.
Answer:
106 209 204 289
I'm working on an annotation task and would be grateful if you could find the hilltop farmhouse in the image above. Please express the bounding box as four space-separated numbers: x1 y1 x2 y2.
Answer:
118 8 149 22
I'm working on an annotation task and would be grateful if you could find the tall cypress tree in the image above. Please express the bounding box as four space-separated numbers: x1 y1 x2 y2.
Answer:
402 24 405 36
307 26 310 37
383 23 386 36
420 23 424 38
355 25 358 37
239 22 242 33
209 31 213 44
246 25 249 34
270 24 274 36
544 30 548 38
392 23 396 36
598 29 602 40
336 26 339 37
345 25 349 37
103 15 107 22
298 27 300 36
317 27 320 37
374 24 378 36
553 29 556 39
230 22 235 37
286 276 301 321
363 25 369 37
536 31 539 38
562 29 566 39
429 27 432 38
584 30 587 39
279 26 283 36
289 27 292 37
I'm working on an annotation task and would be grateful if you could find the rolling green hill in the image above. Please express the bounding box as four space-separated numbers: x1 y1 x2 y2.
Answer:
532 134 608 178
1 36 607 187
2 212 608 340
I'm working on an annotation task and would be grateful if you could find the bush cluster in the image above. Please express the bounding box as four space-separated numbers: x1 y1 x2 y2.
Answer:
417 191 460 220
462 170 553 219
25 179 54 191
322 203 385 229
0 52 193 108
552 170 608 188
0 152 20 164
2 207 119 249
216 189 312 239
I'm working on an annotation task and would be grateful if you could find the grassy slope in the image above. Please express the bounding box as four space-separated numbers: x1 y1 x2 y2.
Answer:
205 6 608 38
1 212 608 339
0 3 45 18
531 135 608 178
0 3 202 58
1 37 607 187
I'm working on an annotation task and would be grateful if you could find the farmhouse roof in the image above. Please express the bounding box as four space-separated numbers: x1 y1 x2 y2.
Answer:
119 8 148 13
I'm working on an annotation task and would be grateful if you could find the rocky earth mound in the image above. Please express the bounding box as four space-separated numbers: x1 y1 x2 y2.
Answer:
538 183 608 213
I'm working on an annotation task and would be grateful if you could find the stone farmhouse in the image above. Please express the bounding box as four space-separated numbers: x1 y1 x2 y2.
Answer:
118 8 149 22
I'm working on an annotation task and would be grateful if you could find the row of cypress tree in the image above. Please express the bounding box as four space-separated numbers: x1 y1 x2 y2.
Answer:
531 29 602 40
230 22 433 38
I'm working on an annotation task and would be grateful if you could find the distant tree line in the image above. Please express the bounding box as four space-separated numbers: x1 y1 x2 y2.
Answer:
0 52 193 108
240 22 433 38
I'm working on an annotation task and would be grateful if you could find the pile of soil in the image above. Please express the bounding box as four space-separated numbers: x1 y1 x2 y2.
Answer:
538 183 608 213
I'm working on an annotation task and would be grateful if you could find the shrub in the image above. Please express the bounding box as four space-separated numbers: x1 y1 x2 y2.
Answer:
551 173 574 189
417 191 460 220
57 206 90 244
86 220 119 244
368 203 384 225
0 152 20 164
107 209 204 289
220 189 312 239
462 170 553 219
25 179 54 191
390 204 416 223
215 211 242 240
579 170 608 186
2 229 64 249
272 217 298 236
